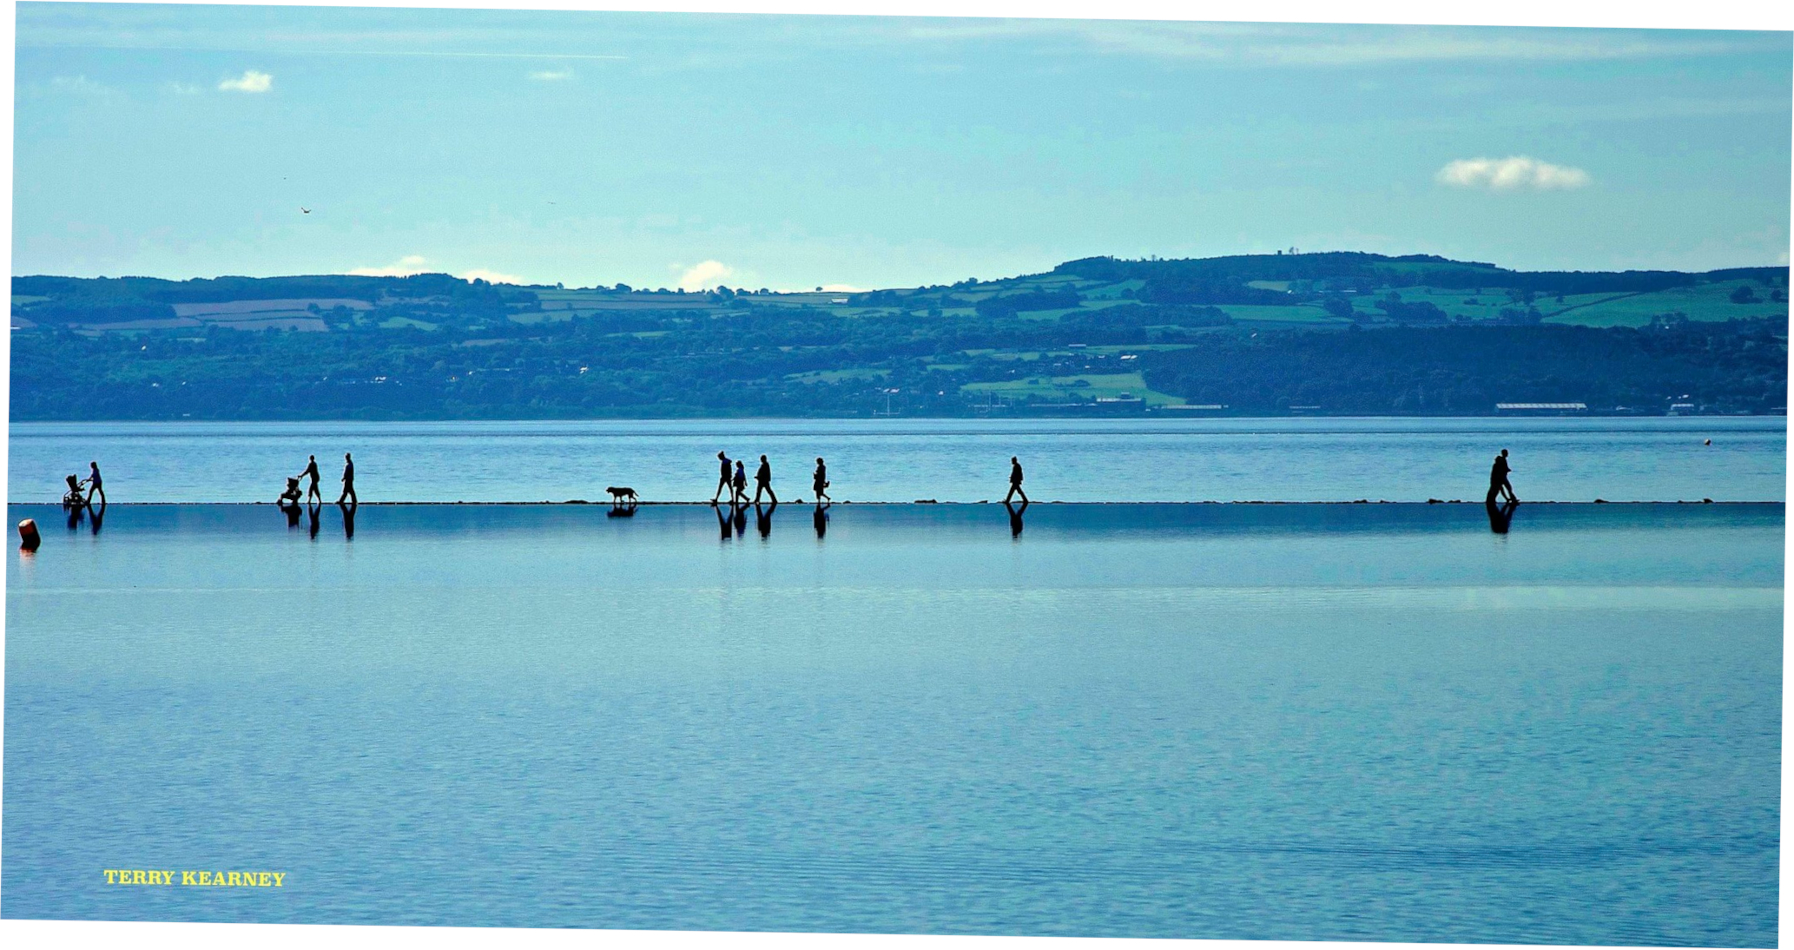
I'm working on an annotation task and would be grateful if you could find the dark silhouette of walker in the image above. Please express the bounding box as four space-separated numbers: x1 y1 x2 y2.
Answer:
753 455 778 505
299 455 322 504
813 457 831 504
1004 456 1028 504
85 461 105 508
711 451 733 505
336 452 358 506
732 460 748 507
1489 449 1517 504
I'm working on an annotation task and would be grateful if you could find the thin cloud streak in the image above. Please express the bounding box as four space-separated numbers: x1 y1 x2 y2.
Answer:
22 43 626 61
1436 156 1592 190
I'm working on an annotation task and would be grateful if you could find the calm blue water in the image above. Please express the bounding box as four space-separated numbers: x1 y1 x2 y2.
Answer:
6 417 1787 503
3 502 1781 944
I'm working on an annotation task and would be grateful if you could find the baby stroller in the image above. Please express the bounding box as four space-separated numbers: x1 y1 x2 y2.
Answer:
61 474 87 509
279 477 303 507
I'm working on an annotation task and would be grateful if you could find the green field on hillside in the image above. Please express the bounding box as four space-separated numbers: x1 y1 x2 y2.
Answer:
1543 281 1788 327
962 371 1184 405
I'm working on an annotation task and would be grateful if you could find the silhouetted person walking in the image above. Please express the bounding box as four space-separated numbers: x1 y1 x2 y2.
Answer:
711 451 733 505
337 452 358 505
1490 449 1517 504
85 461 105 508
1003 456 1028 504
813 457 831 504
299 454 322 504
732 460 748 506
753 455 778 505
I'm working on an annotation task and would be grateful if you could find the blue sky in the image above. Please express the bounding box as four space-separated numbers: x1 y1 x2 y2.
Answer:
12 3 1792 290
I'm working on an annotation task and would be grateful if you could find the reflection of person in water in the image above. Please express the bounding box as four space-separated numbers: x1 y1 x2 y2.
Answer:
711 451 733 505
308 503 321 539
813 457 831 504
732 461 748 507
813 503 828 539
299 455 322 504
756 501 775 539
1490 449 1517 504
87 499 105 535
1004 456 1028 504
341 500 357 540
753 455 778 505
1486 495 1518 534
731 501 749 536
337 452 358 506
1006 498 1028 537
715 501 735 540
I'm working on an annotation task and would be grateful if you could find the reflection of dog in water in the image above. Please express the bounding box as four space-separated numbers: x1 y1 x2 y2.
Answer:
606 487 639 504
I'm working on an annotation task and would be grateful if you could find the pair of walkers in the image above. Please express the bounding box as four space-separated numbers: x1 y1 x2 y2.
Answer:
1489 449 1518 504
292 453 358 506
709 452 832 507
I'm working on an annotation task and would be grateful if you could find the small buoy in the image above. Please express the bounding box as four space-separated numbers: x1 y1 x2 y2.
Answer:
18 519 41 552
1705 439 1712 446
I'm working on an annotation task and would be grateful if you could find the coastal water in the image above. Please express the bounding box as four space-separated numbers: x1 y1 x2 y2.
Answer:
6 416 1787 503
3 502 1781 944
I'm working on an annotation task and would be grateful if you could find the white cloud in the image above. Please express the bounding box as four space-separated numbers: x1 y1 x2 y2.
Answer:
529 68 573 81
677 260 735 292
349 255 428 277
164 81 202 95
1435 156 1591 191
461 268 525 285
218 70 272 93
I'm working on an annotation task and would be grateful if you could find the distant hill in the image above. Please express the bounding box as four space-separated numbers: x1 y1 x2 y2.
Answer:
10 252 1789 420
